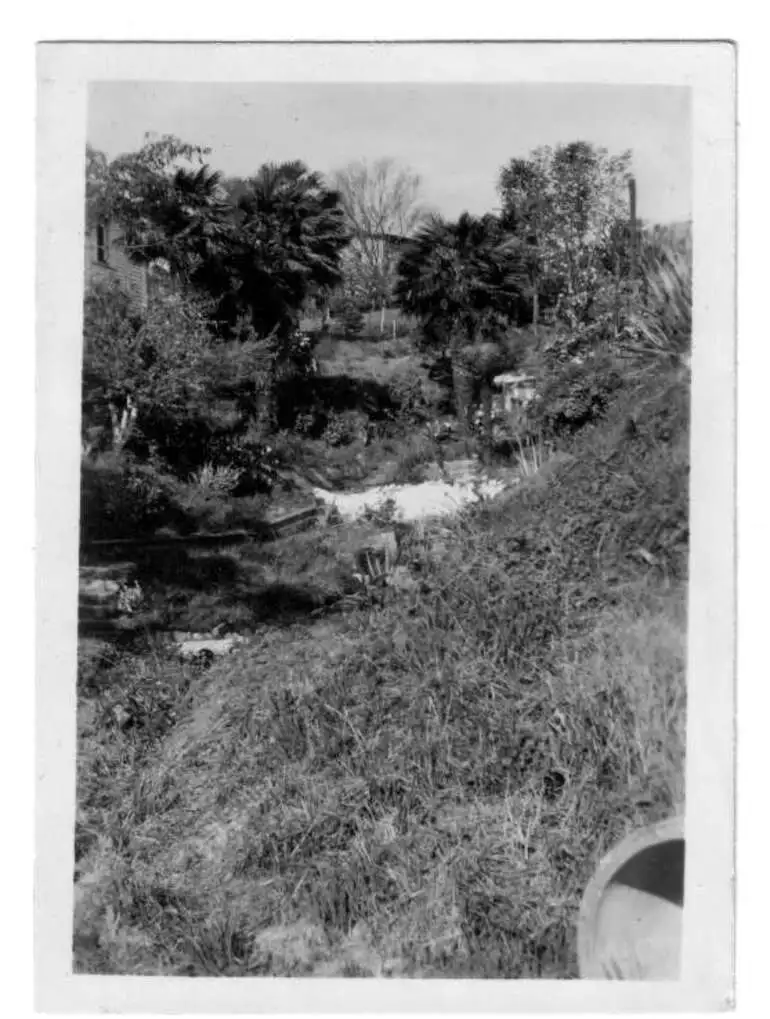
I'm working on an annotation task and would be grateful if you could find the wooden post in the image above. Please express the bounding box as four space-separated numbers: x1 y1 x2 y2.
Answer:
629 177 639 279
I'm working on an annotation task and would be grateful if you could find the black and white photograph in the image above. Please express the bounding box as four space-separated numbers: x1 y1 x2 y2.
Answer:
35 41 735 1012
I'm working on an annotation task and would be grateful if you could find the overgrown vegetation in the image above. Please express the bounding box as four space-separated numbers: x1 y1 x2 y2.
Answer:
75 130 691 978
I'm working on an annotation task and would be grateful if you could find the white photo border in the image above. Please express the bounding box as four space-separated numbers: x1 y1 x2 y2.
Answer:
35 40 736 1013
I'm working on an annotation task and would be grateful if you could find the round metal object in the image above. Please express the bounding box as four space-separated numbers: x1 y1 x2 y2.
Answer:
577 816 685 980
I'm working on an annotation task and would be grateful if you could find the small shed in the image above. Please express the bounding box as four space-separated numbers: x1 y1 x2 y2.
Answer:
492 373 536 413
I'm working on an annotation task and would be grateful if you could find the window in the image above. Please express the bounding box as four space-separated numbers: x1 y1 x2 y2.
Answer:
96 223 107 264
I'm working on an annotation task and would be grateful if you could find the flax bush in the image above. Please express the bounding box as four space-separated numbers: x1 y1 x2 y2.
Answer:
621 249 692 369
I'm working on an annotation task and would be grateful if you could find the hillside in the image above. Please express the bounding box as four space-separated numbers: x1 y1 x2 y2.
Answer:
73 356 689 978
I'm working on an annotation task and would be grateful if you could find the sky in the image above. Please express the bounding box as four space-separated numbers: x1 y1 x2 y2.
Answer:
87 82 691 225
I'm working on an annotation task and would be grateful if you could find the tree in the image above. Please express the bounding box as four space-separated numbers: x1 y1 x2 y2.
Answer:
394 212 527 449
86 134 216 249
86 134 236 324
497 142 633 353
229 162 349 335
128 162 234 296
497 153 551 330
331 158 430 332
547 142 632 332
336 294 365 340
227 161 351 433
81 279 215 455
87 143 352 438
85 144 111 228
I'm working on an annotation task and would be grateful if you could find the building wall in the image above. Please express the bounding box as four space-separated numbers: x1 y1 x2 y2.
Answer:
84 220 148 311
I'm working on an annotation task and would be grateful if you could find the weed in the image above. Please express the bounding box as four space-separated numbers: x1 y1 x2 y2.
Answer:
188 463 243 498
75 357 688 977
514 434 549 477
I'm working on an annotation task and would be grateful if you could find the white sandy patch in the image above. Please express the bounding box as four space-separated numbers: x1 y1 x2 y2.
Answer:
312 478 509 523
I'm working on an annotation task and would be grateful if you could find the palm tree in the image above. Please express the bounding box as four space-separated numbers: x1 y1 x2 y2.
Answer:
229 162 351 433
92 140 234 286
160 165 233 274
91 152 236 330
395 212 527 452
127 165 236 313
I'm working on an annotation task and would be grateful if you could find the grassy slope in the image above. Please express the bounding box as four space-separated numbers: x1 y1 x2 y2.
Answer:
74 361 689 978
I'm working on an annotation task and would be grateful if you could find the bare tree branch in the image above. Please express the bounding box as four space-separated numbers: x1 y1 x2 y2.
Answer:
330 158 433 319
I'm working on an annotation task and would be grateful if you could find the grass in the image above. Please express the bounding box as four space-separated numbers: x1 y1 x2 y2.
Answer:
74 574 685 977
514 434 549 477
314 334 429 386
74 357 689 977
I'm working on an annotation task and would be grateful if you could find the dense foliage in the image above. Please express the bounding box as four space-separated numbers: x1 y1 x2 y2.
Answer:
82 280 216 454
394 213 529 447
87 136 350 343
227 162 351 337
498 142 634 340
76 126 692 979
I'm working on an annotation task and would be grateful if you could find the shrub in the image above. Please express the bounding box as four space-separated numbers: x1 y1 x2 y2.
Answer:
389 432 438 485
204 428 283 494
188 463 244 498
80 453 189 543
526 355 624 439
621 250 692 368
293 408 327 438
336 297 365 341
278 329 320 380
378 365 444 425
97 652 194 741
323 410 370 448
386 373 426 421
82 280 216 459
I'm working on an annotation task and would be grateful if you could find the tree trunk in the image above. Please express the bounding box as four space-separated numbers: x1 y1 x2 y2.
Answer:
451 356 474 439
380 303 386 335
109 396 137 453
613 250 622 338
254 346 278 439
479 381 494 464
532 286 540 334
253 324 284 439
